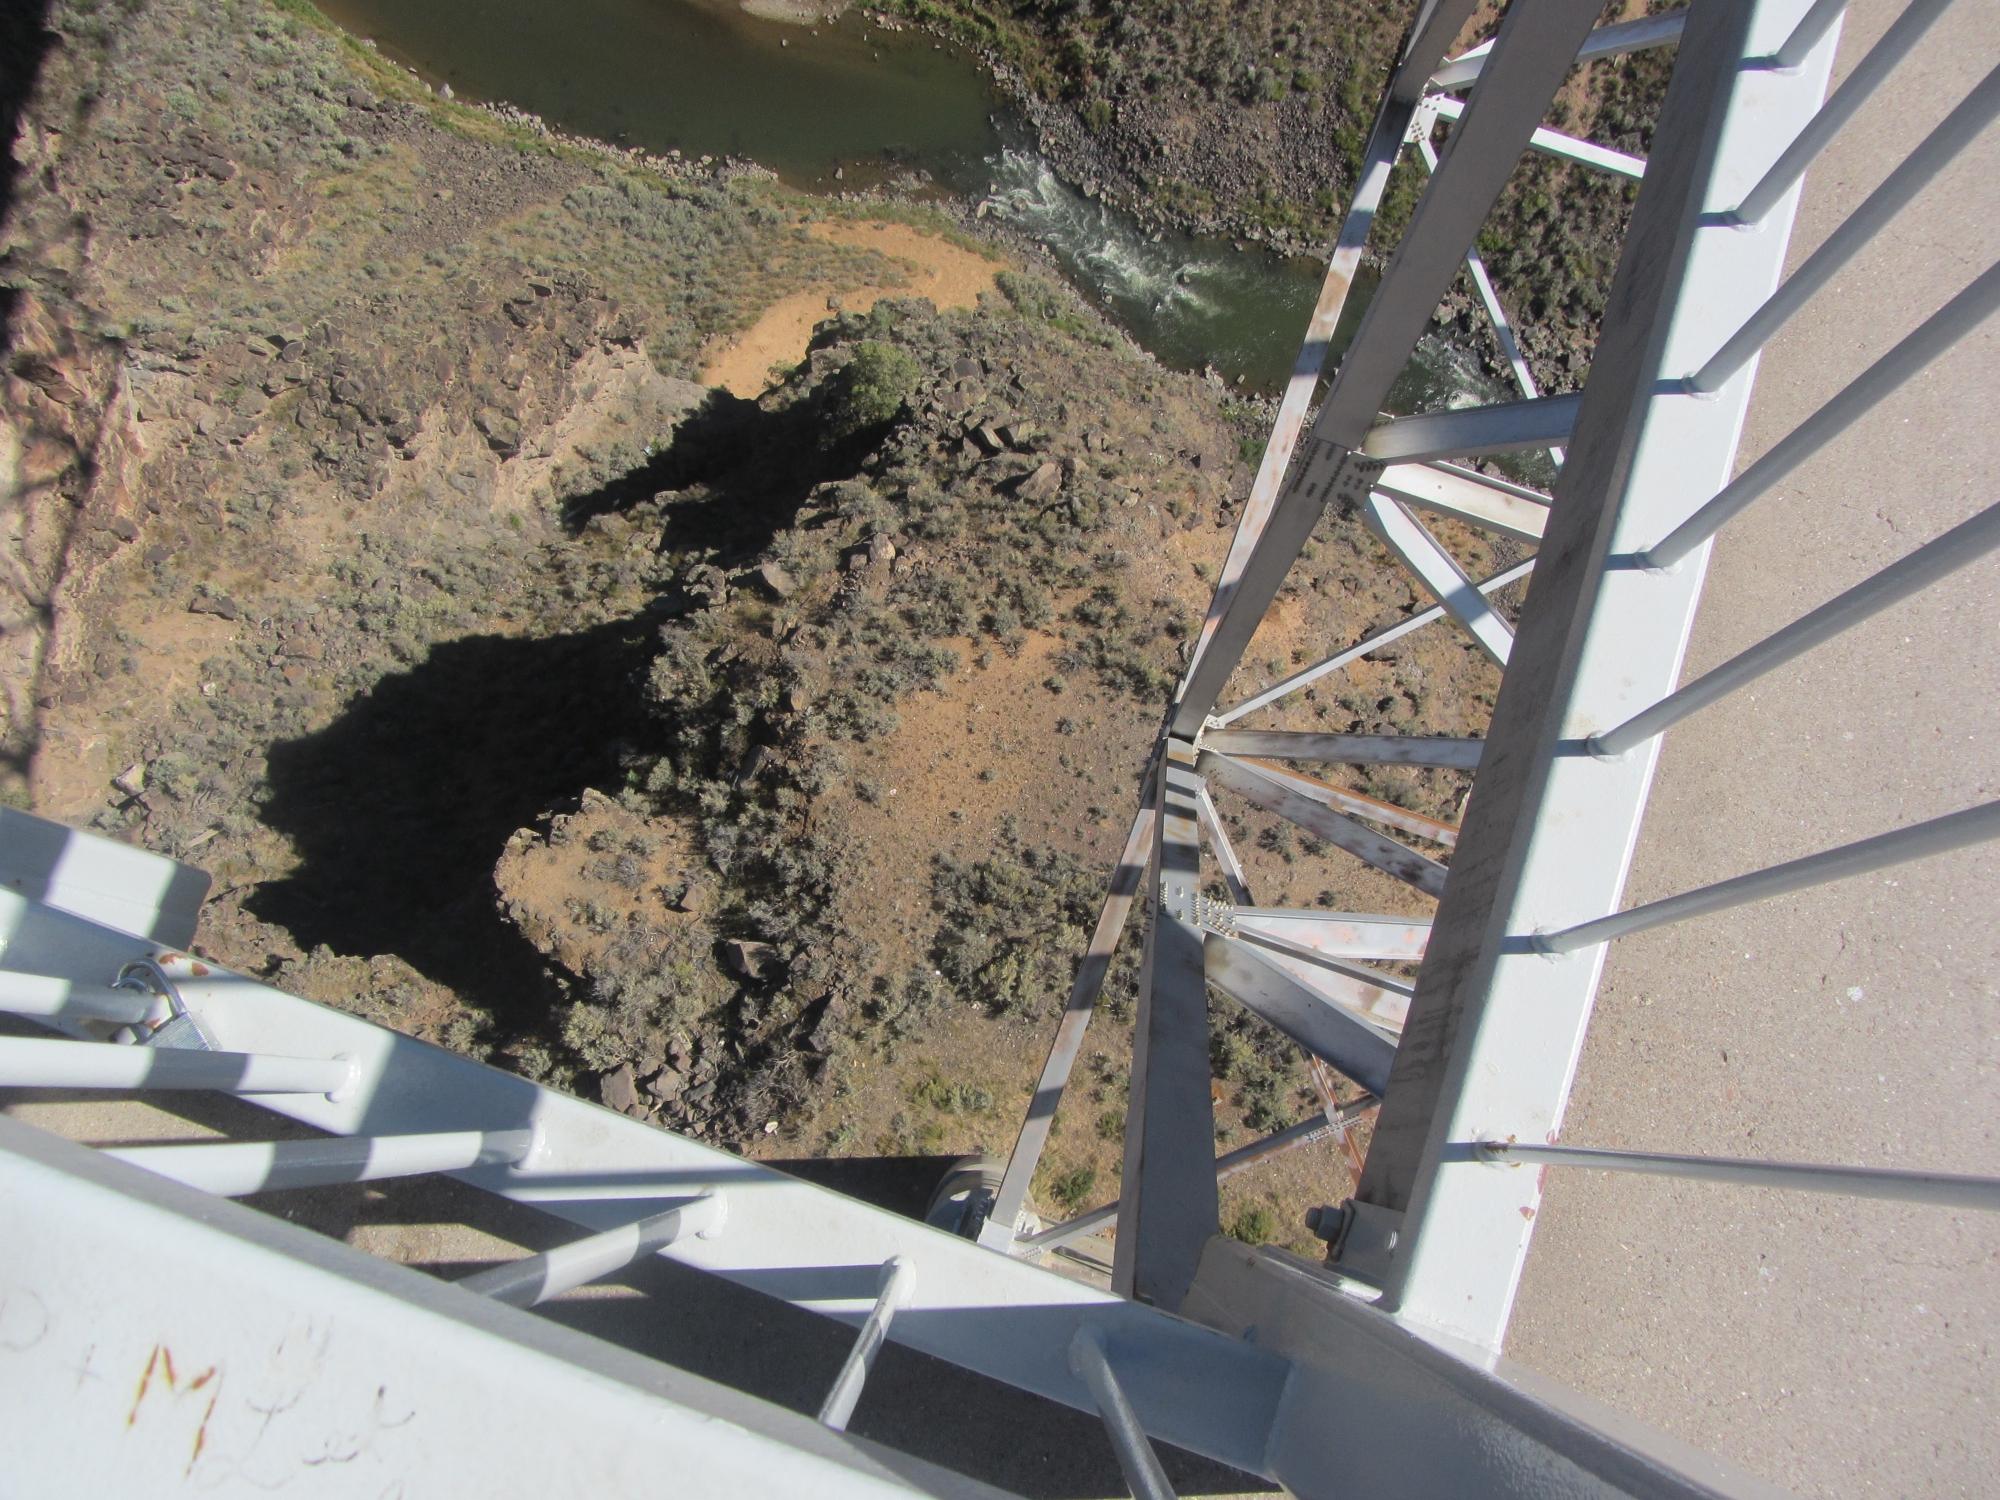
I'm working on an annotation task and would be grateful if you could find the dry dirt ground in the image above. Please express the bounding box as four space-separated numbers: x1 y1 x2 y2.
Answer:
702 220 1005 397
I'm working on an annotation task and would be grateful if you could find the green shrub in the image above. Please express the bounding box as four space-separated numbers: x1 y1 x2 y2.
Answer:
823 340 920 443
1227 1205 1278 1245
1046 1165 1098 1212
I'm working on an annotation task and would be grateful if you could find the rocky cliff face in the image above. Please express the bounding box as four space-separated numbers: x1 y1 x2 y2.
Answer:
2 1 1491 1242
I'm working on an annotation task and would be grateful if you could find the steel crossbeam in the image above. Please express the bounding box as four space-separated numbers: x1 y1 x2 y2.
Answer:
1204 752 1449 898
0 816 1294 1476
1361 494 1518 665
1427 95 1648 178
1375 462 1551 543
982 785 1156 1249
1204 934 1399 1097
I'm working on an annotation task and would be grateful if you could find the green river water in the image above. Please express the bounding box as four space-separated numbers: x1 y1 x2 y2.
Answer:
318 0 1508 409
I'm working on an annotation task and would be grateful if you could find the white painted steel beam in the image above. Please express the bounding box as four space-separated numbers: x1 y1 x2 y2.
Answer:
0 807 208 947
108 1129 535 1196
1730 0 1954 223
1347 0 1839 1352
0 1119 999 1500
1361 393 1583 464
1226 755 1460 848
1178 91 1420 703
1363 493 1517 665
1021 1106 1375 1254
1113 739 1218 1311
1186 1239 1776 1500
1195 783 1255 902
1428 11 1687 92
1223 927 1412 1035
0 1035 354 1096
1688 63 2000 393
1229 908 1432 963
821 1257 915 1432
459 1194 726 1307
1209 564 1533 727
1170 0 1608 736
1471 1140 2000 1210
1376 462 1550 543
1204 933 1399 1096
1201 731 1485 770
983 791 1156 1249
1069 1327 1179 1500
3 897 1292 1475
0 971 159 1026
1429 95 1648 177
1203 752 1449 898
1394 0 1484 101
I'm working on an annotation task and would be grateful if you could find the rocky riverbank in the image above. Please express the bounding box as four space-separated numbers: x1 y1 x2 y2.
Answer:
871 0 1673 393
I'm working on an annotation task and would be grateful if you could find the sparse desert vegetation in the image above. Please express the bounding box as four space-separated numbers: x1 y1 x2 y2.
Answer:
6 0 1505 1257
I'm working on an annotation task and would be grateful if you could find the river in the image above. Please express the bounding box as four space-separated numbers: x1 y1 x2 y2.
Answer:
316 0 1514 412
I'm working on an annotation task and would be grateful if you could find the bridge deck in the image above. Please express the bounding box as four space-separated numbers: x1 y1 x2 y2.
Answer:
1509 3 1999 1494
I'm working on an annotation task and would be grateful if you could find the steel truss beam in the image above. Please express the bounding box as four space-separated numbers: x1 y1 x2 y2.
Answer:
1428 11 1687 92
1428 95 1648 178
1361 393 1582 463
1204 934 1398 1097
1345 0 1840 1351
1201 730 1486 769
1376 462 1551 543
1112 739 1217 1310
1362 494 1517 665
1229 908 1432 963
982 786 1156 1249
1204 752 1449 898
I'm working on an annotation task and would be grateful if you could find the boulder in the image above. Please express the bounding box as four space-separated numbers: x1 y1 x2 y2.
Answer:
600 1063 641 1115
722 937 779 981
756 560 796 598
1014 461 1064 504
473 406 521 457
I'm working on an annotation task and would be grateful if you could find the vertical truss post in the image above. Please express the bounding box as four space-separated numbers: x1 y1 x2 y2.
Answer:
1111 739 1216 1310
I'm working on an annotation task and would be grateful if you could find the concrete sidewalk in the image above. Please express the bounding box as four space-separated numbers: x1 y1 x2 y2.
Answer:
1507 3 1999 1495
